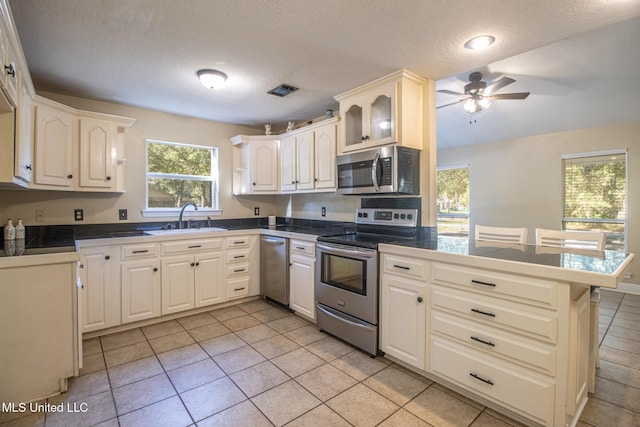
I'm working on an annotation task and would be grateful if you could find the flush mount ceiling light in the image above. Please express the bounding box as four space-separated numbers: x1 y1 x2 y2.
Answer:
464 35 496 50
197 69 228 89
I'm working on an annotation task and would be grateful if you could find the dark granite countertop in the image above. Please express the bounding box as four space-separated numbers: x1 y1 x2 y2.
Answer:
390 235 632 277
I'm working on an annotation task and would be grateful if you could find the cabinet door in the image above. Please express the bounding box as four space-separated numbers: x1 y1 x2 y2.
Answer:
295 130 314 190
195 252 225 307
121 259 160 323
34 104 74 187
280 135 296 192
339 96 366 153
380 274 426 369
289 254 315 320
314 123 336 189
2 40 19 105
250 139 278 192
367 82 396 146
79 247 119 333
161 255 195 315
79 118 115 190
14 77 33 183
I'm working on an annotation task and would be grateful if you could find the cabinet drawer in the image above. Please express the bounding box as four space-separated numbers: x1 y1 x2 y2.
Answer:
226 262 250 277
431 337 554 427
121 243 159 259
382 254 428 281
226 248 251 263
432 263 558 310
432 287 558 343
162 238 223 255
226 236 250 249
227 276 250 300
432 311 557 376
290 239 315 257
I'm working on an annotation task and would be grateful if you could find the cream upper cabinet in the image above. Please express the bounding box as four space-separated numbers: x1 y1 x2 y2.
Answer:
32 96 134 192
231 135 279 194
313 121 337 189
1 25 18 106
34 101 75 188
279 118 337 193
14 74 33 183
79 118 116 190
335 69 430 154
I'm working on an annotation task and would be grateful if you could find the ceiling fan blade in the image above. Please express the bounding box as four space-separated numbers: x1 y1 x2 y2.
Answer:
436 98 469 109
437 89 466 96
484 77 515 95
488 92 530 100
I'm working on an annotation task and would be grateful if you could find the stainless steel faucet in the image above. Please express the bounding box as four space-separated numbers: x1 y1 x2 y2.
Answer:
178 202 198 229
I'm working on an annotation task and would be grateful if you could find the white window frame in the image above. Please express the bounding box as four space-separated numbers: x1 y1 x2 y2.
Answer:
561 149 627 251
142 139 221 218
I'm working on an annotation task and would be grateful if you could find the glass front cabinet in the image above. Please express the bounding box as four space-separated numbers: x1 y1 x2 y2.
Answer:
335 69 431 154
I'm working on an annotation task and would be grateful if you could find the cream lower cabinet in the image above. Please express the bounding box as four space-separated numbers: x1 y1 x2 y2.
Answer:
289 239 316 320
161 238 224 314
380 253 429 369
225 235 256 300
379 245 591 427
79 245 120 333
121 243 161 324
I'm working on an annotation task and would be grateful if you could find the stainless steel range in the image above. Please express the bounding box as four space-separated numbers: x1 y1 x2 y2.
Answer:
315 204 420 356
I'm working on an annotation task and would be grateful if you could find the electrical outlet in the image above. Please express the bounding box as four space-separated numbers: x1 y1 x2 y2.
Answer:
254 207 260 216
119 209 127 220
35 209 44 222
74 209 84 221
321 207 326 217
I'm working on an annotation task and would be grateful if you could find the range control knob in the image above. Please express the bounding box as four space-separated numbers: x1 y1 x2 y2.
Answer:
407 214 413 220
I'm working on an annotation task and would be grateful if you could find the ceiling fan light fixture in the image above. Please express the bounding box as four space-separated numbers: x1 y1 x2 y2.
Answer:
478 97 491 109
464 35 496 50
197 69 228 89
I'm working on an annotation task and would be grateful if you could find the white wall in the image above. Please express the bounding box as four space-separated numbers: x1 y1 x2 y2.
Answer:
438 120 640 286
0 92 278 225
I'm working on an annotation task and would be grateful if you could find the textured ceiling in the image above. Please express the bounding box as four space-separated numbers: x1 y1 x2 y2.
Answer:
7 0 640 148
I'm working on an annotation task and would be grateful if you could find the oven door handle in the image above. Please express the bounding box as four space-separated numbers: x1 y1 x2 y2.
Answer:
371 152 381 192
316 243 376 258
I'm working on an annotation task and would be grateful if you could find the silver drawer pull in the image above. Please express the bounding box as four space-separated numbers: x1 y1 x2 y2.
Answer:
296 246 305 250
471 279 496 288
471 308 496 318
234 287 246 291
234 255 245 259
188 245 202 248
132 249 149 254
234 268 245 273
233 241 244 245
470 372 494 386
470 336 495 347
393 264 410 270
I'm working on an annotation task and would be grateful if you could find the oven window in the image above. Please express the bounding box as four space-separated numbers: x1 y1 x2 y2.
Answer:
320 253 366 295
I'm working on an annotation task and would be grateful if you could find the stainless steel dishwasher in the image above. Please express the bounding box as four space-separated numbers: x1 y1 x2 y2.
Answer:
260 235 289 306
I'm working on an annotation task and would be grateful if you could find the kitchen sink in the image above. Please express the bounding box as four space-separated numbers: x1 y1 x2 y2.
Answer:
145 227 227 236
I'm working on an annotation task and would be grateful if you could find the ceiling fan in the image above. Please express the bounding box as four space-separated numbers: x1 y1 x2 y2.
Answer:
437 71 530 113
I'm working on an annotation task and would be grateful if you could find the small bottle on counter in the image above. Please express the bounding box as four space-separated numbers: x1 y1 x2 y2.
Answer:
15 219 25 240
4 219 15 241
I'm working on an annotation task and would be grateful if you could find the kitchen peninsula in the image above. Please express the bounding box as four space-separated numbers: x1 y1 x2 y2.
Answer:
379 236 634 427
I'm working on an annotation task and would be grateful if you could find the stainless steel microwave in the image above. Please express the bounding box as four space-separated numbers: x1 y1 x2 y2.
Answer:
336 145 420 195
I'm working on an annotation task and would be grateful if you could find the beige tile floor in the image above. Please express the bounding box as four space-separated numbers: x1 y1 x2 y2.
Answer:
2 289 640 427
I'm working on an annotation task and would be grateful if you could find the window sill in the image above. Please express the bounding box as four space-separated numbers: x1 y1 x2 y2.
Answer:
141 209 222 218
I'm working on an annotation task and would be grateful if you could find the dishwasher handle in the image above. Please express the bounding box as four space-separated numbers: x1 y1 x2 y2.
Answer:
261 237 285 246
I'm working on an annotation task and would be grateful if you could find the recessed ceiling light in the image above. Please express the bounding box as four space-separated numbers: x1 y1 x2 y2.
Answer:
197 69 228 89
464 35 496 50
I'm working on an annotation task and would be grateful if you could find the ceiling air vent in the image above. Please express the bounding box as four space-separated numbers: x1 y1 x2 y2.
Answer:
267 84 299 97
